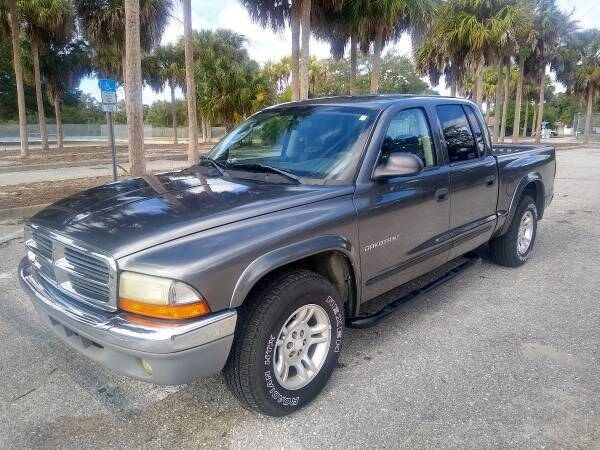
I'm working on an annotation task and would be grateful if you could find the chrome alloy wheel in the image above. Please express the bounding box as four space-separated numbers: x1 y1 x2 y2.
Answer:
517 210 534 255
273 304 331 390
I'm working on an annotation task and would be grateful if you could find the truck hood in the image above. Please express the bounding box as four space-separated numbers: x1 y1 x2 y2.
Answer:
29 167 354 259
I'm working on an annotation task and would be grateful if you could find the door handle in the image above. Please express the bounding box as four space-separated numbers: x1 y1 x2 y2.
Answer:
485 175 496 186
435 188 449 202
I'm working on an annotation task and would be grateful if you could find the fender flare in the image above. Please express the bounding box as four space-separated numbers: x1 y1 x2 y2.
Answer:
499 173 545 236
229 235 361 311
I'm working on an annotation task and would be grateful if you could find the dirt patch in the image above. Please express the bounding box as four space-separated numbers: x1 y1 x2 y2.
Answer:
0 176 114 210
0 143 213 168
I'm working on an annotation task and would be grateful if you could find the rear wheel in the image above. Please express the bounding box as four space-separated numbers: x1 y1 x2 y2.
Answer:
224 270 344 416
489 195 538 267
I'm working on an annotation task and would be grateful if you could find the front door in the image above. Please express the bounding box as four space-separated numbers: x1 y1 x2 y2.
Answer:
434 103 498 260
354 107 451 302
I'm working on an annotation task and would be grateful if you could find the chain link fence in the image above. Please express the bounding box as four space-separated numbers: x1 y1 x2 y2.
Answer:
573 113 600 141
0 123 226 143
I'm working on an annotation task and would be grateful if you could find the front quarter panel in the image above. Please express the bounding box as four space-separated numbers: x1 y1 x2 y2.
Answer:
117 194 360 313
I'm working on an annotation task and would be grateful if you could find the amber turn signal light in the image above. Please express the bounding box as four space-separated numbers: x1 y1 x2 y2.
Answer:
119 297 211 320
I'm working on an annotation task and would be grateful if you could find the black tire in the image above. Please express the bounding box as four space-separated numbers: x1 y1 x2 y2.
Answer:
224 270 344 416
489 195 538 267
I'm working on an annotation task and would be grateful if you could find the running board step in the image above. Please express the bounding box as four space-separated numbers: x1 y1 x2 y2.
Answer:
346 252 482 329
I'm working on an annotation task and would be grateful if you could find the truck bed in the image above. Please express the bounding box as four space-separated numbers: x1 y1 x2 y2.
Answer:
492 143 556 234
492 144 555 156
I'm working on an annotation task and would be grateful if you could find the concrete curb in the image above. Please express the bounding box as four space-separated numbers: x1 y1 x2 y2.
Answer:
0 204 49 222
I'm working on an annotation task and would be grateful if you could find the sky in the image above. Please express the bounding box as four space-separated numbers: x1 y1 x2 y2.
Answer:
79 0 600 105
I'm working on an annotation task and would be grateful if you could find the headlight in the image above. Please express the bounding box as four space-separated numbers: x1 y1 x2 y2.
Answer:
118 272 210 319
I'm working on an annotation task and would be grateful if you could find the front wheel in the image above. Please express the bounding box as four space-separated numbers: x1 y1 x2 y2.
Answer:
224 270 344 416
489 195 538 267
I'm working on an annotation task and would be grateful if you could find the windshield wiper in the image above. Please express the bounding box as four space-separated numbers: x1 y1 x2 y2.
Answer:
225 162 301 184
198 157 226 176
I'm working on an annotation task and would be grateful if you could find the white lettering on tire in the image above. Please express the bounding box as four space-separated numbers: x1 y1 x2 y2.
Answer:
326 296 343 353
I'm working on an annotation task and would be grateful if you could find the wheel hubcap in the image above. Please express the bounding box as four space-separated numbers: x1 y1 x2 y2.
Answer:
517 210 534 255
273 304 331 390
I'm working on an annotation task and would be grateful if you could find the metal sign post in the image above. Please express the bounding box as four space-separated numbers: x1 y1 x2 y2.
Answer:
99 79 119 181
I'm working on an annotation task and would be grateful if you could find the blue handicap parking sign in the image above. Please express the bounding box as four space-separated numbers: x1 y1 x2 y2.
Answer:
98 79 117 93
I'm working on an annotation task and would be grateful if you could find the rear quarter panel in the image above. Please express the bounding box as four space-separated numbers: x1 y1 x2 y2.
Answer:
494 145 556 235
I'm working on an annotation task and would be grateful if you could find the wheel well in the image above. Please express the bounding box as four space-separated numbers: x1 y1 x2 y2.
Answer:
245 251 358 317
522 180 544 219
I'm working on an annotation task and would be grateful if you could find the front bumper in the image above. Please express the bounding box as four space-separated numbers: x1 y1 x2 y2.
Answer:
18 257 237 385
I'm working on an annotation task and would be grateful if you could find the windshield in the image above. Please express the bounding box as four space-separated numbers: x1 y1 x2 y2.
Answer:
207 106 377 183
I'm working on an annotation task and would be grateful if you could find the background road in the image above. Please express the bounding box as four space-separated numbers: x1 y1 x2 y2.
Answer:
1 147 599 449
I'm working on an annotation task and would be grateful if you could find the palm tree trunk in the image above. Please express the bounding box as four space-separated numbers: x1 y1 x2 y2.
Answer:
201 117 207 143
370 24 384 94
53 96 63 150
170 82 178 145
531 102 537 138
290 0 301 101
493 63 503 143
512 58 524 143
124 0 146 176
484 97 489 124
299 0 311 100
522 100 528 138
450 82 456 97
350 33 358 95
207 119 212 142
500 62 510 143
31 40 49 151
535 69 545 144
475 63 483 106
182 0 198 163
583 82 593 144
122 53 127 87
121 52 128 110
7 0 28 157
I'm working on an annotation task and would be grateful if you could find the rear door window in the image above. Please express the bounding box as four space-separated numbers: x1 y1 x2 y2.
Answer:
436 105 478 163
464 105 487 157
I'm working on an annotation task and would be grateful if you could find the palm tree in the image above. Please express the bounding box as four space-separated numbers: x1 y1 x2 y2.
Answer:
0 0 28 156
75 0 171 80
75 0 171 173
181 0 198 162
43 41 92 150
312 0 364 95
299 0 311 99
511 0 535 143
356 0 435 94
552 29 600 143
20 0 73 152
123 0 145 176
194 29 272 132
499 60 513 143
239 0 296 97
529 0 574 143
149 43 184 144
415 0 529 116
572 29 600 144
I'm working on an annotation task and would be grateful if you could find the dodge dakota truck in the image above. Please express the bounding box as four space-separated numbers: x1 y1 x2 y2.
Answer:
19 95 555 416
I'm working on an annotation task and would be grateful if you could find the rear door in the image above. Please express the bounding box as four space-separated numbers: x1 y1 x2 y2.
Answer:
435 103 498 259
354 105 451 302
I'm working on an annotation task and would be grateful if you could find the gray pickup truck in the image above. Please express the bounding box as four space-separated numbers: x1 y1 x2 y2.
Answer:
19 95 555 416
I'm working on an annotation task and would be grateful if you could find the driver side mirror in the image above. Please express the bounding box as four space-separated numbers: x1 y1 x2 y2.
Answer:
373 152 424 179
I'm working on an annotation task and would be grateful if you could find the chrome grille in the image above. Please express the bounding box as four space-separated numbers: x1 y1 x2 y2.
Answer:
25 226 117 311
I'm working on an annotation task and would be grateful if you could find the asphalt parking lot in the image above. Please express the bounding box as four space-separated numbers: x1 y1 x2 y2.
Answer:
1 147 599 449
